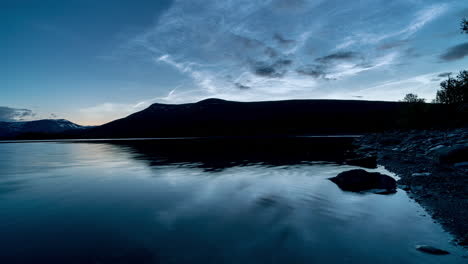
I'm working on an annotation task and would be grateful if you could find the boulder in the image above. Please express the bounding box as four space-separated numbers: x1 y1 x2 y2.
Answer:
454 161 468 168
432 144 468 165
346 155 377 169
415 245 449 255
329 169 396 193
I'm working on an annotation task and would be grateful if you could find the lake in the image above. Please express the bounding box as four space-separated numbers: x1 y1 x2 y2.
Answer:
0 138 465 263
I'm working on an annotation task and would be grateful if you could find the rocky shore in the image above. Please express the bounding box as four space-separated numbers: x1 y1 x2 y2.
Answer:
352 128 468 247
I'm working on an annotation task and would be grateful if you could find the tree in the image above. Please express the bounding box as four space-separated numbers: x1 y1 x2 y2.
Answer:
402 93 425 103
435 70 468 104
461 18 468 34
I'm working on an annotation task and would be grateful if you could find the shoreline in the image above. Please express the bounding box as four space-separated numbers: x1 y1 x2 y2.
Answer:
0 135 362 144
353 128 468 247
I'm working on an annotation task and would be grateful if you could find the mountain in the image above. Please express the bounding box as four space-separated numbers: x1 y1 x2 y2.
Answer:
83 98 456 138
0 119 87 139
3 99 462 140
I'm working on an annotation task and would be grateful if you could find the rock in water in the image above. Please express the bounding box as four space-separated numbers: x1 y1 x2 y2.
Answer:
416 245 449 255
329 169 396 193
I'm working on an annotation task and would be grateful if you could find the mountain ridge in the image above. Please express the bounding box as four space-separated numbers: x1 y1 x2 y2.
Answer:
2 98 464 140
0 119 88 139
84 98 454 138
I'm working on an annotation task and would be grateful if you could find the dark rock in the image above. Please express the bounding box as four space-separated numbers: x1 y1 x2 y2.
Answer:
415 245 450 255
329 169 396 193
398 184 411 191
346 155 377 169
454 161 468 168
433 144 468 165
373 189 397 195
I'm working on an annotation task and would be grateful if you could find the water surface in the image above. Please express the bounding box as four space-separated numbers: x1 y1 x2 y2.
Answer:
0 140 465 263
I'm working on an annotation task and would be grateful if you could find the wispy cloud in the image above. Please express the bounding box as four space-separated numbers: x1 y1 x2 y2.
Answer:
339 3 448 47
78 99 159 125
157 54 219 93
77 86 201 124
348 72 443 101
93 0 454 110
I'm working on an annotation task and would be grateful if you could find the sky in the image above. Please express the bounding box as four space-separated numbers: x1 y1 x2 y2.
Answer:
1 0 468 125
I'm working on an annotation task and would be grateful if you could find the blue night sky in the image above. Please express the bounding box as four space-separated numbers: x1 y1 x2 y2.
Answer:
2 0 467 125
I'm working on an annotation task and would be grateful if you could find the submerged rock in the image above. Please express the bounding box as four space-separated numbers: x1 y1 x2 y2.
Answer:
346 155 377 169
329 169 396 193
415 245 450 255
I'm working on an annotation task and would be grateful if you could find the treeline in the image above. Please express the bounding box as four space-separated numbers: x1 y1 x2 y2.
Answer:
399 18 467 127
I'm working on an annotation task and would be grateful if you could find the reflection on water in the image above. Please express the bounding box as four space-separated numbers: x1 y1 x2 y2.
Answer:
0 139 465 264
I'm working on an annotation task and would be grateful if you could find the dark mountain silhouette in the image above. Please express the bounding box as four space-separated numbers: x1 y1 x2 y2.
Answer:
2 99 463 140
0 119 87 139
81 98 460 139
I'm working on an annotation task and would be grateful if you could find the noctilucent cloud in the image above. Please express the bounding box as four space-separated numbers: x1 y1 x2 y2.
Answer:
2 0 467 125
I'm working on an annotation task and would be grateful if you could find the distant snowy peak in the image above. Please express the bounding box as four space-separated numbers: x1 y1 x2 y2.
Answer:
51 119 85 129
0 119 90 138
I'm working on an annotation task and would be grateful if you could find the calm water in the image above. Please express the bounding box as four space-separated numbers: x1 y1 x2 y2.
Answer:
0 140 465 263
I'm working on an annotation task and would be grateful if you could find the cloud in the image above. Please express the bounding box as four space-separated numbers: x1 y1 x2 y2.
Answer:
353 4 447 45
398 4 448 37
157 54 219 93
252 58 293 77
0 107 35 122
315 51 361 64
437 72 452 78
333 3 448 53
296 66 326 79
77 87 199 124
377 40 410 50
273 33 296 46
439 42 468 62
234 83 251 90
347 73 440 101
254 65 277 77
296 51 397 80
124 0 451 104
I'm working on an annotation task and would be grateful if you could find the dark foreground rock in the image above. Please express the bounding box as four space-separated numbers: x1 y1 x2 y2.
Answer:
354 128 468 247
416 245 450 255
329 169 396 193
433 144 468 165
